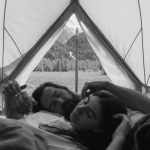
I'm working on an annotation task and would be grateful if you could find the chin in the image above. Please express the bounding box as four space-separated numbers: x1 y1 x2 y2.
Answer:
70 112 75 122
70 111 78 123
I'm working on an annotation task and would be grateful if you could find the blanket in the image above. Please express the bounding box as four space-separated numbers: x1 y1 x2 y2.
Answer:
0 118 48 150
0 112 81 150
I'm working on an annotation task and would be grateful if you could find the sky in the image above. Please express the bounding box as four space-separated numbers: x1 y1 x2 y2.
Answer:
66 14 82 32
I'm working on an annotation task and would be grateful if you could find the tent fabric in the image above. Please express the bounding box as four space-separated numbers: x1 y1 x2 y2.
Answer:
75 4 141 90
77 21 137 90
0 0 71 85
79 0 146 86
1 0 150 106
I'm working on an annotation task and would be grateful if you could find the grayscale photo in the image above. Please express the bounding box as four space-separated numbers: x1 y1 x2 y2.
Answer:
0 0 150 150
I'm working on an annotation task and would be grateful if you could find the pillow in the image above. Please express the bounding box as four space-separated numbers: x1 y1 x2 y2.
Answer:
21 110 71 129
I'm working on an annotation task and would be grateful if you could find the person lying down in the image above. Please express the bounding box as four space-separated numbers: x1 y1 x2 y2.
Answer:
2 80 131 150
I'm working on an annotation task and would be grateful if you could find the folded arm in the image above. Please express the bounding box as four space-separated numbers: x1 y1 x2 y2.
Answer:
81 81 150 113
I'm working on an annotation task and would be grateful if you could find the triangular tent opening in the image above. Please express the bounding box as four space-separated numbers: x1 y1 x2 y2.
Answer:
1 0 150 109
25 14 107 96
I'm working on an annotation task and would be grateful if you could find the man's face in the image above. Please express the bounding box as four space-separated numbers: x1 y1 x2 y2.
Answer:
40 86 73 115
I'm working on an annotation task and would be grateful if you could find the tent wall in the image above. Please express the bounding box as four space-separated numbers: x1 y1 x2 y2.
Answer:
0 0 72 109
1 0 150 109
0 0 71 84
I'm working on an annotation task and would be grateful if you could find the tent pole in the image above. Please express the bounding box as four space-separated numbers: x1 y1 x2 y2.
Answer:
75 28 79 93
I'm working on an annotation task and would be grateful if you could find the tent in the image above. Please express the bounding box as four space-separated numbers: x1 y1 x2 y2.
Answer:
0 0 150 108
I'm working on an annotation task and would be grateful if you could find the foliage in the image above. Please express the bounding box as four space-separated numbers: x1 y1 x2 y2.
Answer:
35 32 105 73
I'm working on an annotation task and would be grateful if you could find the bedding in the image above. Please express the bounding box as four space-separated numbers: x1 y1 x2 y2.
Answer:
20 110 71 130
1 110 147 150
0 111 81 150
21 111 81 149
0 118 48 150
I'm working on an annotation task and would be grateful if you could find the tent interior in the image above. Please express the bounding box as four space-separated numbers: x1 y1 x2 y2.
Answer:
0 0 150 111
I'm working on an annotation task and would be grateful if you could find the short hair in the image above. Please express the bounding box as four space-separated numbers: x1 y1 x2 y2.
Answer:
31 82 81 119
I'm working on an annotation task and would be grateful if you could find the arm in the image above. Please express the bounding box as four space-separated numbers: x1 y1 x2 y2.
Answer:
106 114 131 150
106 82 150 113
81 81 150 113
106 135 125 150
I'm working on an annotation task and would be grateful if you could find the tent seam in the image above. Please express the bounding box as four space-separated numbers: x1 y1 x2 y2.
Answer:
2 0 8 111
4 27 23 57
147 75 150 86
137 0 146 85
124 29 141 60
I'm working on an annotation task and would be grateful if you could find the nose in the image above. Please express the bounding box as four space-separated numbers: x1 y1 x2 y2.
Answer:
76 105 88 115
56 98 63 103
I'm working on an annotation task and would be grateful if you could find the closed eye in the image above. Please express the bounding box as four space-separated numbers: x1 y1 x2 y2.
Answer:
87 109 96 119
86 110 93 119
49 101 56 110
55 91 60 98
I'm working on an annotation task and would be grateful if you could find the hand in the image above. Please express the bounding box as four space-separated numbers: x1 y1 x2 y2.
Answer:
3 80 32 118
3 80 22 97
81 81 109 99
112 114 131 139
3 80 23 109
11 91 33 115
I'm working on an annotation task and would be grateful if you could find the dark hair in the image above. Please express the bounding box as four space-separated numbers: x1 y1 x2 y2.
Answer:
94 90 127 133
41 90 127 150
31 82 81 120
74 90 127 150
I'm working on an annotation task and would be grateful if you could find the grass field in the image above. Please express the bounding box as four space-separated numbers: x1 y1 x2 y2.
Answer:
26 71 111 95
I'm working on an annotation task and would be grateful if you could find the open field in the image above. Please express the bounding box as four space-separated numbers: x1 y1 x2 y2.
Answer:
0 71 111 111
26 71 111 95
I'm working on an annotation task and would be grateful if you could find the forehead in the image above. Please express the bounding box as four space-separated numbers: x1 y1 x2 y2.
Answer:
44 86 70 96
77 95 102 117
89 95 102 117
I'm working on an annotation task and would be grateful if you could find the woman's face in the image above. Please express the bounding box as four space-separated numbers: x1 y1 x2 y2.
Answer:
70 95 103 131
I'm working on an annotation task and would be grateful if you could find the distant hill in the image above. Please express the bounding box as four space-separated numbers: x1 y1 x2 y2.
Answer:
45 31 98 61
36 27 103 72
44 41 71 60
57 26 75 43
66 32 98 60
